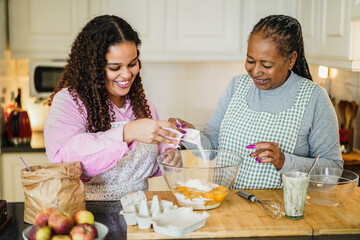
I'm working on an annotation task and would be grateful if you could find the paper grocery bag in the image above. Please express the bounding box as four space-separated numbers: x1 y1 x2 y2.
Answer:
21 161 86 224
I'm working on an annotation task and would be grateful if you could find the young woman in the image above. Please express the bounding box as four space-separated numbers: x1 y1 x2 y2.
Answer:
44 15 178 199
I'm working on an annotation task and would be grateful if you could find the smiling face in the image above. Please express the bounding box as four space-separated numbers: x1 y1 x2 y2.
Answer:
245 33 297 90
105 41 139 107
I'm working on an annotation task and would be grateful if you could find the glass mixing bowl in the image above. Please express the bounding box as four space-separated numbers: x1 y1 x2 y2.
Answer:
157 149 243 210
306 167 359 207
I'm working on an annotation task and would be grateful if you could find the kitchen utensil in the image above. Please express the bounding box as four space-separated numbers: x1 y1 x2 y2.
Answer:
6 109 32 145
158 149 243 210
337 100 347 128
19 156 32 172
237 190 283 219
345 101 354 129
349 101 358 129
306 155 319 177
307 167 358 207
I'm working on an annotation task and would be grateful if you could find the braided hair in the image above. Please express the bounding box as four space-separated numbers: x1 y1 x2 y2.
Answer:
250 15 312 81
46 15 152 133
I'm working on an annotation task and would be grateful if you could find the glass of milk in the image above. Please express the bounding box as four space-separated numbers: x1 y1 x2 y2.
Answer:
282 170 310 219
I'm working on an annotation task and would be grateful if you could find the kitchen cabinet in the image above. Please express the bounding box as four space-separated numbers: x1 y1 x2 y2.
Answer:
351 0 360 19
90 0 242 61
240 0 297 57
0 152 48 202
8 0 90 59
297 0 360 71
0 0 6 59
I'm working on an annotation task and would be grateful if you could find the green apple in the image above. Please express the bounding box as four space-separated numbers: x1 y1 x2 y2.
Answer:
28 225 51 240
74 210 95 225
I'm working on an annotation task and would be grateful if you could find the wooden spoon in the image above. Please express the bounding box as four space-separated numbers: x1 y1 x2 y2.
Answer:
345 101 354 129
337 100 347 128
349 101 358 129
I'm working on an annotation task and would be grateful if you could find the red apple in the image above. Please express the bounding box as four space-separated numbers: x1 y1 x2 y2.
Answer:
28 225 52 240
35 207 56 226
70 223 98 240
48 211 74 235
50 235 72 240
74 210 95 225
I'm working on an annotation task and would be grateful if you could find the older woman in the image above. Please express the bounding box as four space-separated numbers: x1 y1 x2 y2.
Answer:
172 15 342 189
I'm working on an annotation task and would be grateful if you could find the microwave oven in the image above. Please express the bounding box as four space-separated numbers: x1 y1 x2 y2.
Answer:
29 61 66 102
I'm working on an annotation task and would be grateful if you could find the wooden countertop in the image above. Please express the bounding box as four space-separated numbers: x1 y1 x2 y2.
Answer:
127 189 360 239
343 149 360 166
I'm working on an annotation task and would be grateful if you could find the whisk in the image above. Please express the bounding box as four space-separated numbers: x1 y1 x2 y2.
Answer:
237 190 284 219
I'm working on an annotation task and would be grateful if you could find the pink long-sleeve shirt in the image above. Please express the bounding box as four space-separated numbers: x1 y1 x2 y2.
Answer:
44 88 168 177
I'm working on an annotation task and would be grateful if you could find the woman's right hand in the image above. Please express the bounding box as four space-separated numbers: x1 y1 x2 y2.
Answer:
123 119 178 144
168 118 195 129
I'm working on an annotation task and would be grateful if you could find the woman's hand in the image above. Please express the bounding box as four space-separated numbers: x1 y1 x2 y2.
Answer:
123 119 178 144
168 118 195 129
161 148 183 167
248 142 285 169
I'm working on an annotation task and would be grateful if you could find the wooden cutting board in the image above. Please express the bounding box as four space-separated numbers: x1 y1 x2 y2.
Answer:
127 190 314 239
300 188 360 235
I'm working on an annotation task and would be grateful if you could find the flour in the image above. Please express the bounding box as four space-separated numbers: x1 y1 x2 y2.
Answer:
181 128 206 160
177 179 216 192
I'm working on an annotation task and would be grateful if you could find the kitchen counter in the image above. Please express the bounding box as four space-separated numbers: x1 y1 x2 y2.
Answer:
2 189 360 240
129 189 360 240
1 131 45 153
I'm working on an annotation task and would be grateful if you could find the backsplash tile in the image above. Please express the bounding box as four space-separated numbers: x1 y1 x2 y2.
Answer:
0 58 359 149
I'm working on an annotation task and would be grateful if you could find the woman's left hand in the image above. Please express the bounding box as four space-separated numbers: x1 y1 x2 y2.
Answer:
161 148 183 167
248 142 285 169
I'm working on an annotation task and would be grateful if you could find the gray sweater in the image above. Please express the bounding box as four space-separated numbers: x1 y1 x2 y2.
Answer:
185 72 343 173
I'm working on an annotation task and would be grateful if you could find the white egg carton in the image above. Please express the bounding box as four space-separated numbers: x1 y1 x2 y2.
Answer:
151 207 210 238
120 191 178 228
120 191 210 238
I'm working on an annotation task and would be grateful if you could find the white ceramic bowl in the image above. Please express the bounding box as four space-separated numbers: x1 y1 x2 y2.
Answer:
157 149 243 210
22 221 108 240
306 167 359 207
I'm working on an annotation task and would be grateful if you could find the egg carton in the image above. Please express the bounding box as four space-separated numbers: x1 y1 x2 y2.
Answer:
120 191 178 229
151 207 210 238
120 191 210 238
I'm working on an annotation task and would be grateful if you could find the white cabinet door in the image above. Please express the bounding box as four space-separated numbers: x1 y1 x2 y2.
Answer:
90 0 166 57
297 0 360 71
0 152 49 202
241 0 297 58
296 0 319 59
165 0 241 61
0 0 6 59
9 0 90 59
318 0 352 60
351 0 360 19
90 0 242 61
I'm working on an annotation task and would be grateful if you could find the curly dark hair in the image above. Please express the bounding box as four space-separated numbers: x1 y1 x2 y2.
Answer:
250 15 312 81
45 15 152 133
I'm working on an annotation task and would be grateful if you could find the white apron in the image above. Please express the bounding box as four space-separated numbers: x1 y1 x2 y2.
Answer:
84 122 158 200
218 74 316 189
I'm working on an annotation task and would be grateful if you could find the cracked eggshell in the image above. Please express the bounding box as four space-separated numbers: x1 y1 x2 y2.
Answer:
151 207 210 238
